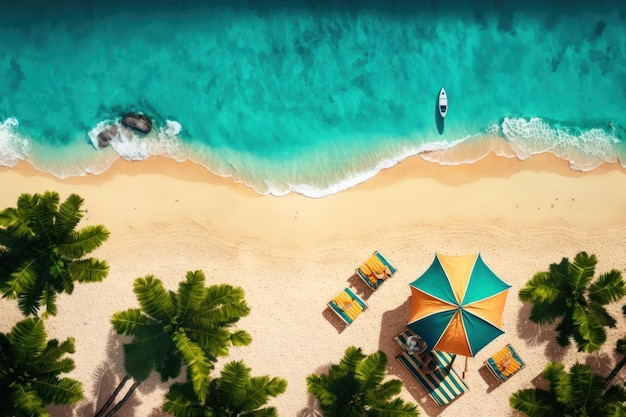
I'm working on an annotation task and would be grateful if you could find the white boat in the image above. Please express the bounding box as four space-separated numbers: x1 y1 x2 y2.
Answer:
438 87 448 119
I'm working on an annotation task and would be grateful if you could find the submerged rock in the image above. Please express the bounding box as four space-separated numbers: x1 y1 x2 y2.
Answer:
122 112 152 133
97 125 119 148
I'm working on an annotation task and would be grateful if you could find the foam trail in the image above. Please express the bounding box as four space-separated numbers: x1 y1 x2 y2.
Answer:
0 118 30 167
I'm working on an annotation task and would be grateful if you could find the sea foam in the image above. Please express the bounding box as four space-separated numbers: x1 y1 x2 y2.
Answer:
88 118 188 162
0 118 30 167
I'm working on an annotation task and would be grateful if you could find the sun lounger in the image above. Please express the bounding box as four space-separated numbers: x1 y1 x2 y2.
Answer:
356 251 397 290
328 287 367 325
396 350 468 406
485 344 525 381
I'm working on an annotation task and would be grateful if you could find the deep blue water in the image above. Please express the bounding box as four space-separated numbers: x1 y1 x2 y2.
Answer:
1 0 625 196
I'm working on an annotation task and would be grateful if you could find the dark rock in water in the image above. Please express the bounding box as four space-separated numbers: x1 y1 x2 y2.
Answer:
97 125 119 148
122 112 152 133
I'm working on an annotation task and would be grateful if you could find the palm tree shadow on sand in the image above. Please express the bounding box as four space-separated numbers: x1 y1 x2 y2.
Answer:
49 330 173 417
516 302 570 362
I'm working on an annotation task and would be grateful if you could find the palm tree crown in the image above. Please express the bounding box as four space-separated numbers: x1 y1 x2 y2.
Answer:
0 191 110 317
163 360 287 417
110 270 252 403
519 251 626 352
510 362 626 417
306 346 420 417
0 318 83 417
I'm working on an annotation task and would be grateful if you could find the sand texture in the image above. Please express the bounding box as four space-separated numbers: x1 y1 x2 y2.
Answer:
1 153 626 417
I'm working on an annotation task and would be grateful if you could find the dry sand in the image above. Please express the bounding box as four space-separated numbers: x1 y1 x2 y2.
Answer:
1 153 626 417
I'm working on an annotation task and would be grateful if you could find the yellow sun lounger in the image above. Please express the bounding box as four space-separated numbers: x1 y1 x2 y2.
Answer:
485 344 525 381
328 287 367 325
356 251 397 290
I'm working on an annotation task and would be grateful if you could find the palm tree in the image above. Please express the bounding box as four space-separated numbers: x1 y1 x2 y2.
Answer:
518 251 626 352
306 346 420 417
0 191 110 317
510 362 626 417
0 318 83 417
163 360 287 417
96 270 252 417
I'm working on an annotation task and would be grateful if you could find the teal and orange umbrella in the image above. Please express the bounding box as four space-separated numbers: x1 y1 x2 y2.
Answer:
408 253 511 357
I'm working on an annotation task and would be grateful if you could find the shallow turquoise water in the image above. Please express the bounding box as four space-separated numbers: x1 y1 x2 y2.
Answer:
1 0 625 196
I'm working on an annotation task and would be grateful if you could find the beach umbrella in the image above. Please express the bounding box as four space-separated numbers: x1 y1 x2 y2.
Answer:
408 253 511 358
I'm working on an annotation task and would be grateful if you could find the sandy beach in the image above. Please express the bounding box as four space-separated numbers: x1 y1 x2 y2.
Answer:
1 153 626 417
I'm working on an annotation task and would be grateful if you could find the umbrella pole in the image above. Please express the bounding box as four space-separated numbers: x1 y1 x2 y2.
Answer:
463 356 468 379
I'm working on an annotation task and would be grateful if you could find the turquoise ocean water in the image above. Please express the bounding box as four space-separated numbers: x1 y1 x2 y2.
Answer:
1 0 625 197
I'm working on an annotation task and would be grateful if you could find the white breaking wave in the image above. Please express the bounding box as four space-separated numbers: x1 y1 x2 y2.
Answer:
0 117 30 167
502 117 620 171
88 118 187 162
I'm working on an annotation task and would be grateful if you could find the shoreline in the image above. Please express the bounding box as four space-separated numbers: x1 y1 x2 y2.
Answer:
1 153 626 416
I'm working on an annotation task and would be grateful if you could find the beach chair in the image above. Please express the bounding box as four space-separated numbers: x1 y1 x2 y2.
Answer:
328 287 367 326
356 251 397 290
396 350 468 406
484 344 525 382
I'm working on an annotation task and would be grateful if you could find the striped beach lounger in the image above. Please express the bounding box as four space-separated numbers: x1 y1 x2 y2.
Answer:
356 251 398 290
396 350 468 406
485 344 525 381
328 287 367 325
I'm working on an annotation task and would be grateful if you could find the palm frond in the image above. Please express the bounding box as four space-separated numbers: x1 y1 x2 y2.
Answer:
541 362 566 391
163 382 204 417
8 318 47 368
1 257 39 299
31 375 83 405
54 193 84 240
230 329 253 347
571 303 606 352
67 258 110 283
339 346 366 370
567 363 605 410
587 270 626 305
173 332 212 403
10 384 48 417
554 316 574 347
111 309 154 335
18 290 43 318
306 374 335 407
28 192 57 238
38 337 75 362
195 284 250 322
176 271 207 324
56 225 110 259
519 272 566 304
40 287 58 319
184 318 231 355
133 276 177 322
528 301 564 325
216 360 249 408
368 379 403 402
509 388 560 417
243 406 280 417
34 357 76 376
368 397 420 416
123 334 167 381
355 350 387 391
588 302 617 328
0 207 34 238
567 252 597 295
